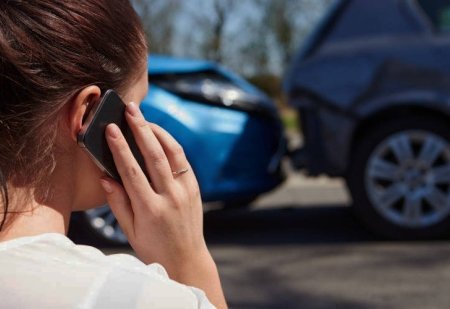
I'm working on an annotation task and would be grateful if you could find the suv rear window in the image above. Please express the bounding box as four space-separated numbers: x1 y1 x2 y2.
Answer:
417 0 450 32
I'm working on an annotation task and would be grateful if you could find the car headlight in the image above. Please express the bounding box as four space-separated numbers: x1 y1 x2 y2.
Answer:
150 71 264 109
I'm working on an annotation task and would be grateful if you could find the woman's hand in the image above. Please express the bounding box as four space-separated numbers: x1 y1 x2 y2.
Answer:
99 102 226 308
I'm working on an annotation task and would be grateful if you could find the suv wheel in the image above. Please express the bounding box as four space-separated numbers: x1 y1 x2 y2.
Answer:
347 116 450 239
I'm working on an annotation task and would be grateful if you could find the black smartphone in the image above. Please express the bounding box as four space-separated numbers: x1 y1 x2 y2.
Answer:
77 89 147 182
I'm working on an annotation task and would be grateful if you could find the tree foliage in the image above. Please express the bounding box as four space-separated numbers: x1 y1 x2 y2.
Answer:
131 0 181 54
132 0 333 79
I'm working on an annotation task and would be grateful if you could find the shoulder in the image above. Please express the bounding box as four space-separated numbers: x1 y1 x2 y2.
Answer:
0 233 215 308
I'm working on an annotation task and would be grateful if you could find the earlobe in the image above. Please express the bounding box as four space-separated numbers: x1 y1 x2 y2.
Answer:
68 86 101 142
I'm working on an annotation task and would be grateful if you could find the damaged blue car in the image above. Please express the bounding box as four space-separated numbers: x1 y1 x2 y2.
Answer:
74 55 286 244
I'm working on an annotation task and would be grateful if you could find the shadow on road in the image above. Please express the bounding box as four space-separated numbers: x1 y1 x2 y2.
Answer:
204 203 380 245
70 203 381 248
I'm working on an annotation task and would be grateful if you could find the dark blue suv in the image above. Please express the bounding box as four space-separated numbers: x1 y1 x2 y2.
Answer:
285 0 450 239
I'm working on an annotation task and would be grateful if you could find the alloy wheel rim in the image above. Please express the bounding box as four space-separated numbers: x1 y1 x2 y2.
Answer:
85 205 127 243
365 130 450 228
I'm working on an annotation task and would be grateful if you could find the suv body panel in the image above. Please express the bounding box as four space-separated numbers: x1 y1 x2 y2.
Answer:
286 0 450 176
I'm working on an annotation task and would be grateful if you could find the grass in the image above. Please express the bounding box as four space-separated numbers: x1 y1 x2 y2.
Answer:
280 107 300 132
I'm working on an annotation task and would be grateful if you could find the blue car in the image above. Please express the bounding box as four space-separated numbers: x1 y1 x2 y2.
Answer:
73 55 287 244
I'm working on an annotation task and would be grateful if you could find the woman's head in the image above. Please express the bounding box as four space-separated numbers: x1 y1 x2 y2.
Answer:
0 0 148 229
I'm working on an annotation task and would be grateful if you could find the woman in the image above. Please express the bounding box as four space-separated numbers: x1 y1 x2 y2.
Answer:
0 1 227 308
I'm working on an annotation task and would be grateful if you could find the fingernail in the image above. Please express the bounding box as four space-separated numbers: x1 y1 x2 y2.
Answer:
126 102 140 117
100 178 113 193
107 124 120 138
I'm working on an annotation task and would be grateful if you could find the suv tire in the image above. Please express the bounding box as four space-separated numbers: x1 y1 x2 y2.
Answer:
347 115 450 239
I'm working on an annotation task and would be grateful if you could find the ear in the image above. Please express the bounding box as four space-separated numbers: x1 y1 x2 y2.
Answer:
67 86 101 142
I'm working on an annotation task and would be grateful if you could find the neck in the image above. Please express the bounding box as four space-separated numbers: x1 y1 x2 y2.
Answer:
0 135 105 242
0 166 75 242
0 200 70 241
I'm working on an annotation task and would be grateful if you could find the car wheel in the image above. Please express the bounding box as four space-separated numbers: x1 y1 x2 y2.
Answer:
81 205 128 245
347 116 450 239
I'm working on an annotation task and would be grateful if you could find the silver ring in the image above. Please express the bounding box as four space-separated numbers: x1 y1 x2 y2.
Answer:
172 168 189 176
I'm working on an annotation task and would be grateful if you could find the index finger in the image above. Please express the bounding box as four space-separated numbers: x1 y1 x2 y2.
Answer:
105 123 156 206
125 102 174 194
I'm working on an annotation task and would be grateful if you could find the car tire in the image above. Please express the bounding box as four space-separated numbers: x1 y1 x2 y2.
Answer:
347 115 450 240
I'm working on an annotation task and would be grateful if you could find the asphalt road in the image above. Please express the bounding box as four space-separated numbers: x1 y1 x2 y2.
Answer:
97 172 450 309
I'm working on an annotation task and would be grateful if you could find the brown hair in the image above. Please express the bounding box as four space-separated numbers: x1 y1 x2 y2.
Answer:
0 0 147 230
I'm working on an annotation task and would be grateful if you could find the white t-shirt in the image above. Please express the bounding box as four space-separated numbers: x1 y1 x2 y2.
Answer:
0 233 214 309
